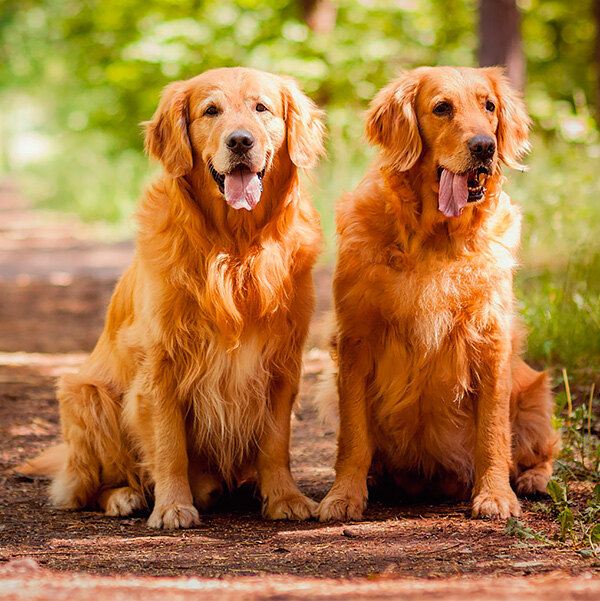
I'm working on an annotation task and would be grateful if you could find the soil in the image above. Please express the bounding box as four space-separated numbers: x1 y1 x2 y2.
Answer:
1 181 599 600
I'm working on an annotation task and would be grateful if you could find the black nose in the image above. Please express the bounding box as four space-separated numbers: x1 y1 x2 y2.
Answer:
468 135 496 160
225 129 255 153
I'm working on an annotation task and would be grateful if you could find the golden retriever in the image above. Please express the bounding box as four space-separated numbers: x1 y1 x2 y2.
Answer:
317 66 559 521
20 67 325 528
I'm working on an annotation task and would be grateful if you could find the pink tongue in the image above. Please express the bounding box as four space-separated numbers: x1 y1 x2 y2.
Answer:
224 169 262 211
438 169 468 218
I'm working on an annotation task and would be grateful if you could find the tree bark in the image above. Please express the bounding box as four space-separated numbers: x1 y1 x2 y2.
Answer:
478 0 526 92
300 0 337 34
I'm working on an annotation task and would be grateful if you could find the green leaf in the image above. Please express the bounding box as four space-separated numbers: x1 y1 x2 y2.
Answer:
547 480 567 506
554 391 568 416
558 507 575 541
589 523 600 544
592 483 600 505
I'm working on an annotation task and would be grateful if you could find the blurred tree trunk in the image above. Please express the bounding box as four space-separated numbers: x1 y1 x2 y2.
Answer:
594 0 600 126
478 0 525 91
301 0 337 34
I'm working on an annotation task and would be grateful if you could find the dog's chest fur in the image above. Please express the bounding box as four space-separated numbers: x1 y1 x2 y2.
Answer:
186 330 274 480
371 248 514 477
155 249 295 479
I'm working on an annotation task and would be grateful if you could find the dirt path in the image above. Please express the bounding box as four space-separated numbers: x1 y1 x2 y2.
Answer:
1 182 599 599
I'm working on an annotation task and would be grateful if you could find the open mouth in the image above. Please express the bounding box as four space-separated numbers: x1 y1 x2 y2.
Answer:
437 165 490 218
209 163 265 211
466 166 490 202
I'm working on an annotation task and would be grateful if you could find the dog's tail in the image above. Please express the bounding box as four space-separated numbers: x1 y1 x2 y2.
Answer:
510 357 560 471
16 443 66 478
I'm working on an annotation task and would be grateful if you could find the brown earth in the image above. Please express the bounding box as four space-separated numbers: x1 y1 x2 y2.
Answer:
1 181 599 600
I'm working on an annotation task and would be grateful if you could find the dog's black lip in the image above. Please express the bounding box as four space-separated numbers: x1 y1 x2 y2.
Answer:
209 163 226 193
209 163 265 195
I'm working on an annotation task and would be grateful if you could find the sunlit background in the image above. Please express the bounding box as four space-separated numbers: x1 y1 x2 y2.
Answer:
1 0 600 382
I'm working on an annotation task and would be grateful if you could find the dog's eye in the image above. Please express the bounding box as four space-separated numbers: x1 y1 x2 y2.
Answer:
204 105 219 116
433 101 452 116
486 100 496 113
256 103 269 113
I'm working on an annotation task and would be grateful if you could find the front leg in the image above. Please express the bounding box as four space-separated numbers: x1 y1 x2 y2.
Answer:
257 375 317 520
257 269 318 520
135 361 200 530
472 342 520 519
318 337 373 522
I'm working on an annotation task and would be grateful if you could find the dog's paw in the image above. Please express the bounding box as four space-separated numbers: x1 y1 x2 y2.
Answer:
263 493 317 521
103 487 145 517
317 490 367 522
515 466 551 496
472 488 521 519
147 503 201 529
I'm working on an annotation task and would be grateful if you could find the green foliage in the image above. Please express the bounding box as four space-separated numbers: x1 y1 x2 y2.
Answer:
543 478 600 555
509 139 600 262
510 138 600 379
519 381 600 557
505 393 600 557
0 0 477 153
21 132 152 222
504 517 552 544
552 371 600 480
3 0 599 223
517 255 600 379
523 0 599 132
1 0 482 224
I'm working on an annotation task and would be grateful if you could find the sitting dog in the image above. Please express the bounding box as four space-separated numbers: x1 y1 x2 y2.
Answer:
20 67 325 528
317 66 559 521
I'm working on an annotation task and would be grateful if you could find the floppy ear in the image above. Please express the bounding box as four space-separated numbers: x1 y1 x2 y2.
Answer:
365 70 424 171
485 67 531 170
281 76 326 169
143 81 193 178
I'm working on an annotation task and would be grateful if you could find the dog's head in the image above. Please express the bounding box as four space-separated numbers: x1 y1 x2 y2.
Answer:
366 66 531 218
144 67 325 211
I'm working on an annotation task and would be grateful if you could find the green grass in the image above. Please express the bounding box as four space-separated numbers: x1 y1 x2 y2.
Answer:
517 256 600 382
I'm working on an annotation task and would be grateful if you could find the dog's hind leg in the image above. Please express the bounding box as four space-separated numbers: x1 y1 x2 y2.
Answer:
97 486 146 516
50 372 125 509
510 357 560 496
